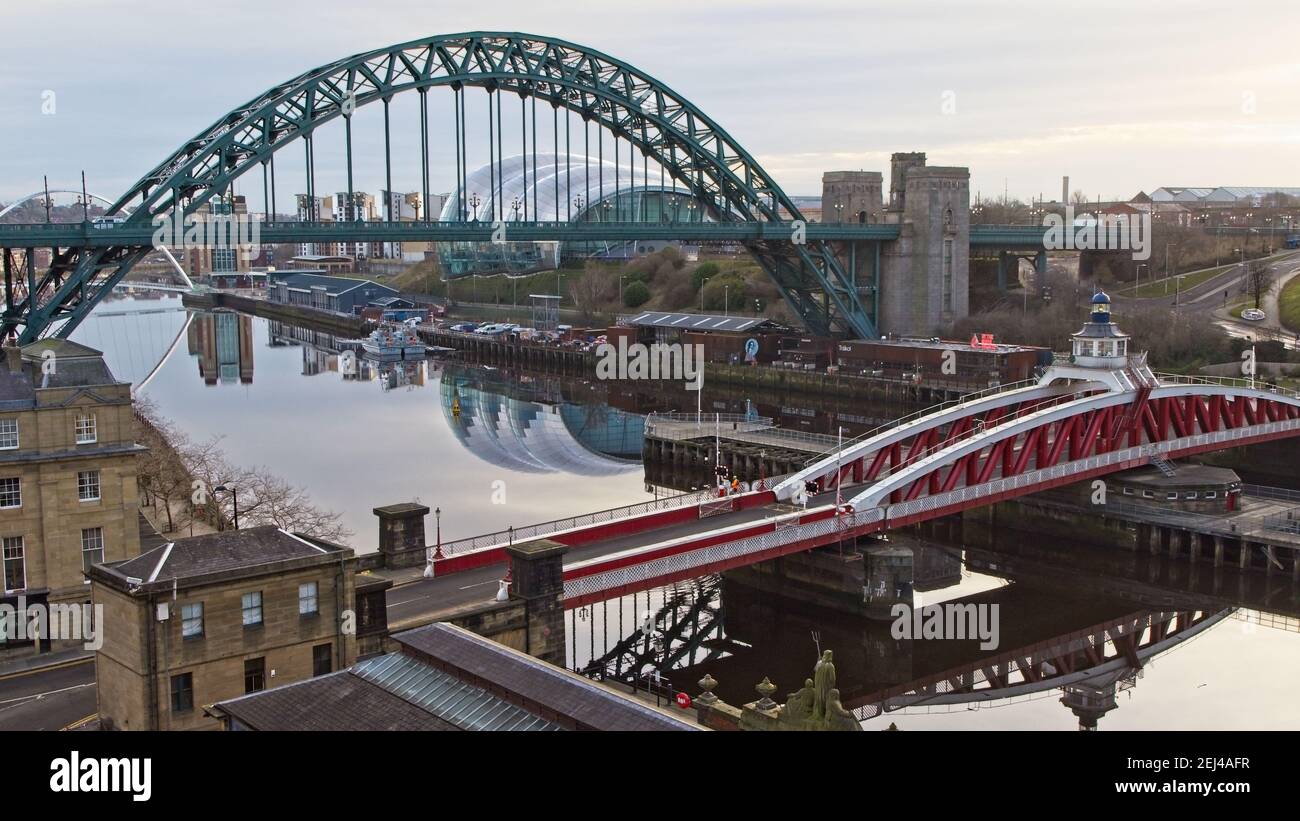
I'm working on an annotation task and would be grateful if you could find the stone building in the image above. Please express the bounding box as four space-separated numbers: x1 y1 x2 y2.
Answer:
878 152 971 336
821 171 883 224
0 341 142 658
88 526 388 731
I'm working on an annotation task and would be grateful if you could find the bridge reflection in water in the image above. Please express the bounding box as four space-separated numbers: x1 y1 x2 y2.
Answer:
565 533 1291 729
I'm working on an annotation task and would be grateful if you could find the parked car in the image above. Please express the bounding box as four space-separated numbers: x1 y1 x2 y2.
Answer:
1242 308 1267 321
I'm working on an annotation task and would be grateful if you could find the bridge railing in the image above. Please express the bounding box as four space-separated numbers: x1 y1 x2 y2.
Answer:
1243 484 1300 503
795 377 1048 468
435 485 725 556
567 415 1300 602
563 505 886 602
1153 371 1300 399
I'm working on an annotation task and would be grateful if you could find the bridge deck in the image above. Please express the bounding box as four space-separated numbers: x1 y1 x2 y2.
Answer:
384 493 831 629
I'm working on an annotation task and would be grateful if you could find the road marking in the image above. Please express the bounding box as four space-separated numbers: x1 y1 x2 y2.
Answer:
0 682 95 709
62 712 97 731
458 580 497 591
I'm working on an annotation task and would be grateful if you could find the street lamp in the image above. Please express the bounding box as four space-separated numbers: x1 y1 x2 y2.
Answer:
469 192 481 221
724 284 730 316
214 485 239 530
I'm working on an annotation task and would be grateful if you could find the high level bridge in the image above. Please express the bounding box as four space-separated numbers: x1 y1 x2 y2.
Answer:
1 31 1050 344
384 293 1300 617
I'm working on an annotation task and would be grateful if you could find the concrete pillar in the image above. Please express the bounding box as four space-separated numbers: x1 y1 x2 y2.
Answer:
505 537 569 666
1190 533 1202 563
1213 536 1224 567
373 502 430 569
1239 542 1251 570
863 545 914 620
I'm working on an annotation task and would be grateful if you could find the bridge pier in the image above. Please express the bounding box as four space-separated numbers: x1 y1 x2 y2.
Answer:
1213 536 1225 567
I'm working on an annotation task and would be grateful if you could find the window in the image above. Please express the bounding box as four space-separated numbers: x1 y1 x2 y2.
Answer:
241 591 263 627
1185 492 1197 500
170 672 194 712
942 239 955 313
80 527 104 572
181 602 203 639
77 470 100 502
312 643 332 677
75 414 97 444
0 419 17 450
2 536 23 592
243 657 265 693
1206 491 1218 499
1166 492 1179 501
299 581 319 616
1122 487 1134 496
1142 490 1154 499
0 478 20 509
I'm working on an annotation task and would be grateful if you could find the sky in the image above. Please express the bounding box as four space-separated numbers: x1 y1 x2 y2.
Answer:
1 0 1298 208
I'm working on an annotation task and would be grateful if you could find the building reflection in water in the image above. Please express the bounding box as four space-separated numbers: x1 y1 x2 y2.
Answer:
565 539 1248 730
265 319 432 389
439 365 644 476
187 310 254 385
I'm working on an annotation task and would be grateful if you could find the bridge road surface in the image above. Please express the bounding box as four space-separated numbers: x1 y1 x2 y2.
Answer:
384 489 846 628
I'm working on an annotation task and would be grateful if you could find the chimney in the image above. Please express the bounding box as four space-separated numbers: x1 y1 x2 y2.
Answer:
4 346 21 374
1062 176 1070 206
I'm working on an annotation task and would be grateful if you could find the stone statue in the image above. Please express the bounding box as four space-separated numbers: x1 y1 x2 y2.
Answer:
812 650 836 721
754 649 859 731
784 679 816 722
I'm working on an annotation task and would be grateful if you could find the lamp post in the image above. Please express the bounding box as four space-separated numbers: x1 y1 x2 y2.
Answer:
724 284 730 316
469 192 481 221
434 506 442 559
214 485 239 530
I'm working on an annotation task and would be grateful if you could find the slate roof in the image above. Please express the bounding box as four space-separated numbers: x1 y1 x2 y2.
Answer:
211 624 697 732
0 341 123 408
212 670 457 731
107 526 343 588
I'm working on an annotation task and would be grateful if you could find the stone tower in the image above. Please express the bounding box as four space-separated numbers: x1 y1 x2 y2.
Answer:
878 153 971 336
888 152 928 210
821 171 883 223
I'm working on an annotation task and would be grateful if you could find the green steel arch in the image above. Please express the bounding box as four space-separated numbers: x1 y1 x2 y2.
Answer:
10 32 877 342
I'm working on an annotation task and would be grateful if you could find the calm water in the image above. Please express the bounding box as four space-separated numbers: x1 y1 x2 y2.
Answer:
73 294 649 551
74 294 1300 729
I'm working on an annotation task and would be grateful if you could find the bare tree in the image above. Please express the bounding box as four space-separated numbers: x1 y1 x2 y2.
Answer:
569 262 615 319
1246 259 1275 309
135 400 352 542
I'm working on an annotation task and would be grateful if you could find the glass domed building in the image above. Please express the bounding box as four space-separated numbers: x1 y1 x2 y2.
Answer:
437 153 702 277
440 376 643 476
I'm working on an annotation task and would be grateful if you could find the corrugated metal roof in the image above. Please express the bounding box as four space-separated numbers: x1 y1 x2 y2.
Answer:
353 653 560 731
394 623 698 731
